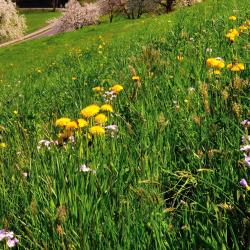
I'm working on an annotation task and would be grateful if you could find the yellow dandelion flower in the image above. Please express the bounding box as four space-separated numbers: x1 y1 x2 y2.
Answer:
55 118 71 127
206 58 225 69
109 84 124 93
92 86 104 92
100 104 113 112
132 76 140 81
77 119 88 128
89 126 105 135
65 121 78 130
239 25 248 32
94 114 108 124
13 110 18 115
72 77 77 80
245 20 250 26
228 28 239 36
229 16 237 21
206 58 215 67
0 142 7 148
213 70 221 75
217 61 225 69
177 55 184 61
229 36 235 42
225 28 239 42
227 63 245 72
80 104 100 118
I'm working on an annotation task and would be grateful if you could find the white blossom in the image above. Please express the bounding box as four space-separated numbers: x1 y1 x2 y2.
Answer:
54 0 100 32
79 164 96 174
0 0 26 41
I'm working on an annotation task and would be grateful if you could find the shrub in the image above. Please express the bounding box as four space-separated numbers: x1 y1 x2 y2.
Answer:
0 0 26 42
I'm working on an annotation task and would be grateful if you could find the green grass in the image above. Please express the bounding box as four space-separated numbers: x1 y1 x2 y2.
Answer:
0 0 250 249
20 10 61 34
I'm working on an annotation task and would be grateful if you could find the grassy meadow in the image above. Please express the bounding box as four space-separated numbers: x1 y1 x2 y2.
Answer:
0 0 250 248
19 10 61 34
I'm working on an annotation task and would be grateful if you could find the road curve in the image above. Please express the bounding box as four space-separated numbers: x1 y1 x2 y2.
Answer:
0 21 60 48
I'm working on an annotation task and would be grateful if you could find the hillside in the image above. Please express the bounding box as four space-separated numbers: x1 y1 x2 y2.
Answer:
0 0 249 249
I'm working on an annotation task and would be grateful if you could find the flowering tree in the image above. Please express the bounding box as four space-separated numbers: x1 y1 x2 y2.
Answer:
99 0 156 19
55 0 101 32
98 0 126 23
0 0 26 42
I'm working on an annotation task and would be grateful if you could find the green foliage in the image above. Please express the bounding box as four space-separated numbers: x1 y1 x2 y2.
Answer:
0 0 249 248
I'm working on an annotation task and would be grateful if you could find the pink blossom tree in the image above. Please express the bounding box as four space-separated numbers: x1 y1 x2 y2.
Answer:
55 0 101 32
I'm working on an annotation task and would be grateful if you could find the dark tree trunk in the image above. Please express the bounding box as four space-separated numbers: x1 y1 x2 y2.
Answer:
52 0 58 11
109 12 113 23
166 0 174 12
154 0 175 13
131 10 135 19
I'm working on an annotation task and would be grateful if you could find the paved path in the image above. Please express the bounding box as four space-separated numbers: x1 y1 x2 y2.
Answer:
0 20 60 48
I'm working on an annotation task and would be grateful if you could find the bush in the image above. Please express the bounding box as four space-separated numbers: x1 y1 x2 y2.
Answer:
0 0 26 42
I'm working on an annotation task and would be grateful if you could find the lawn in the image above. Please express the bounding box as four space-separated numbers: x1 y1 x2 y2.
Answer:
19 10 61 34
0 0 249 249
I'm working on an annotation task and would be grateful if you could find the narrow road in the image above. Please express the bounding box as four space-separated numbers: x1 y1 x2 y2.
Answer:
0 21 60 48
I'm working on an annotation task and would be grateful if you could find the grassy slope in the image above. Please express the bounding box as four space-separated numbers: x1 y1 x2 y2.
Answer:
0 16 149 80
0 0 250 249
20 10 61 34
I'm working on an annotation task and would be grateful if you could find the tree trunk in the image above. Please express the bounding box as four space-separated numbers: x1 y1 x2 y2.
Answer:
166 0 174 12
109 11 113 23
131 9 134 19
52 0 58 12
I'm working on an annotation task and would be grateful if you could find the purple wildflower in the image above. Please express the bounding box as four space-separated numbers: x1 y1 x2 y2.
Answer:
7 238 19 248
68 136 75 144
103 91 117 102
0 229 18 248
244 155 250 167
105 125 118 138
37 140 53 150
4 231 14 239
240 145 250 152
241 120 250 127
0 230 14 241
105 125 118 132
240 178 248 188
0 229 6 241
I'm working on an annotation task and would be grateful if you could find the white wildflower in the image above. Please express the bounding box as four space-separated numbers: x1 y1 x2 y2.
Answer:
79 164 96 174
